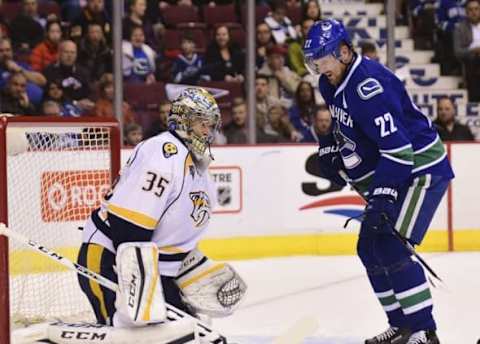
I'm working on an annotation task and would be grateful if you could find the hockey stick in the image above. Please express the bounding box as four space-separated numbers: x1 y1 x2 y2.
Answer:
0 223 228 344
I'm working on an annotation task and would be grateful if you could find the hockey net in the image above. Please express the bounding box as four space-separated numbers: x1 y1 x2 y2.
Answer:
0 117 120 343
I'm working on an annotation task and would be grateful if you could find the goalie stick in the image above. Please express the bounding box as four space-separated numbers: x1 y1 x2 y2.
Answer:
0 223 227 344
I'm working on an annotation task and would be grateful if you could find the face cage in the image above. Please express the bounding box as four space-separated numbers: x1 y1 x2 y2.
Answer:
186 115 222 157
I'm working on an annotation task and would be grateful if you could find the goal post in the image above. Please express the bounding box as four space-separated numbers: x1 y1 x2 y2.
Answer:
0 116 121 344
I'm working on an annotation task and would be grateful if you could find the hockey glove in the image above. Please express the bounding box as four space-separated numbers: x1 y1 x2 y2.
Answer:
317 133 347 187
363 187 398 233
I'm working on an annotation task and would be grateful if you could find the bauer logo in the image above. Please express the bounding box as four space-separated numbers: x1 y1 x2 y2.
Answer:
41 170 110 222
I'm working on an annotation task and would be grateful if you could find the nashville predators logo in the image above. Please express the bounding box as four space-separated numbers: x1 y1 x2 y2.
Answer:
189 191 211 227
163 142 178 158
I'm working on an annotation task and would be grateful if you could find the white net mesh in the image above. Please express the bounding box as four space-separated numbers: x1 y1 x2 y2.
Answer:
6 124 114 326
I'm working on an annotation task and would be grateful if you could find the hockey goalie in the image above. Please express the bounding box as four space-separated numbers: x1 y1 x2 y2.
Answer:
46 88 247 344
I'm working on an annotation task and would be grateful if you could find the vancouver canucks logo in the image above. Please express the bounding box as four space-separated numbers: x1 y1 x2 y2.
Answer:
333 124 362 169
189 191 211 227
321 21 332 39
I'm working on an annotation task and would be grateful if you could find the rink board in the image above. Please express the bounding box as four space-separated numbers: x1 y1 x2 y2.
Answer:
8 143 480 275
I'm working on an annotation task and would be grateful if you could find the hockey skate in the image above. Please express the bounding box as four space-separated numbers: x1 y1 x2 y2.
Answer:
365 326 412 344
405 330 440 344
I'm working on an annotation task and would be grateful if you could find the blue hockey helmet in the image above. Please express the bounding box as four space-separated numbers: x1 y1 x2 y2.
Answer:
303 19 352 74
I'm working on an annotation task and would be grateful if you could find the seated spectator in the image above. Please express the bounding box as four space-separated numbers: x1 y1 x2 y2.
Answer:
124 122 144 146
303 105 332 143
172 32 209 85
436 0 466 75
78 22 112 81
71 0 111 40
43 80 82 117
360 41 380 61
93 73 136 123
258 44 301 109
454 0 480 101
30 20 62 72
0 73 36 115
123 0 156 46
264 0 298 45
42 100 62 116
302 0 321 21
144 99 171 139
122 25 157 84
289 81 316 140
43 40 94 111
10 0 47 51
0 38 46 106
256 23 274 69
288 18 314 77
257 103 291 143
224 98 248 144
434 96 475 141
205 25 244 82
409 0 436 49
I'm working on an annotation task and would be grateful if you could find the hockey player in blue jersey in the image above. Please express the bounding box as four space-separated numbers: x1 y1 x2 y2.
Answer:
303 19 454 344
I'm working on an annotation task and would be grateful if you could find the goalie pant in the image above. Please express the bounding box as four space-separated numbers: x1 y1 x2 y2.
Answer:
77 241 193 325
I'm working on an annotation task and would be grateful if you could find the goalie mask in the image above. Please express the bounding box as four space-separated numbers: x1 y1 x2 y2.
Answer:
168 88 221 169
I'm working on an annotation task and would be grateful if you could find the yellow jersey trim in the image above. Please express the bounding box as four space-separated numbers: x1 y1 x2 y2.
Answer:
107 203 157 230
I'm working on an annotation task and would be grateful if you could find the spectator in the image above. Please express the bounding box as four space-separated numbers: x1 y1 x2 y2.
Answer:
360 41 380 61
30 20 62 72
78 22 112 81
171 32 209 85
0 73 36 115
43 80 82 117
123 0 156 46
144 99 171 139
257 103 291 143
409 0 436 49
42 99 62 116
124 122 144 146
436 0 466 75
303 105 332 142
434 96 475 140
205 25 244 82
71 0 111 40
224 99 248 144
0 38 46 106
289 81 316 140
302 0 321 21
122 25 157 84
258 44 301 108
288 18 314 77
256 23 274 68
264 0 298 45
454 0 480 101
43 40 94 111
93 73 136 123
10 0 47 51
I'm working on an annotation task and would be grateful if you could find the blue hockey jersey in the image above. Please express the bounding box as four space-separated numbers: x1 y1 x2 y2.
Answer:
319 55 454 196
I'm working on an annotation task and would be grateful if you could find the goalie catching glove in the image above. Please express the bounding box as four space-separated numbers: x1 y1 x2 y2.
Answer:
176 249 247 317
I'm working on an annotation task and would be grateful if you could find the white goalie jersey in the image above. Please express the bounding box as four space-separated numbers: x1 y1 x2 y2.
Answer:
82 131 216 276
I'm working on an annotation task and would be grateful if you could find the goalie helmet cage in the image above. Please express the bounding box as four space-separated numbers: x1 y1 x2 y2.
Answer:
0 116 121 344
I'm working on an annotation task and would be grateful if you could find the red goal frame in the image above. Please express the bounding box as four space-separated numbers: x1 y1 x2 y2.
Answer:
0 116 121 344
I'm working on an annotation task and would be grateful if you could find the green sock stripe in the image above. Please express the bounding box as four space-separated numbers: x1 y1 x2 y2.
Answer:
398 288 432 309
379 294 398 306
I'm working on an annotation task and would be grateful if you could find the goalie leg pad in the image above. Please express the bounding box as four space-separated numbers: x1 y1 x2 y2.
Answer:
47 320 198 344
176 249 247 318
115 242 166 326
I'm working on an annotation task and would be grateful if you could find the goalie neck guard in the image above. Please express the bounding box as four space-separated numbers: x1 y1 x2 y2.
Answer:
168 87 221 168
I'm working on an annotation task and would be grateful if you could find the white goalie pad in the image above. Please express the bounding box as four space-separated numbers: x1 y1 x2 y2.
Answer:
115 242 166 326
45 320 198 344
176 250 247 317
